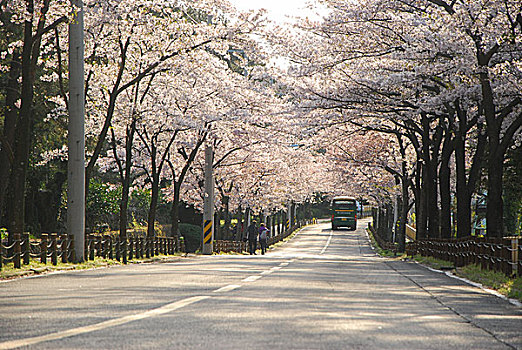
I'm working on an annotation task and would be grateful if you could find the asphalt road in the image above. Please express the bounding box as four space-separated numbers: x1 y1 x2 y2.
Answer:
0 218 521 349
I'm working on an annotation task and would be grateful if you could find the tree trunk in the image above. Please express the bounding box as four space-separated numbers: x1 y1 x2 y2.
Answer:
117 121 136 263
439 133 454 239
453 100 486 238
454 136 472 238
146 173 160 257
170 181 181 243
487 154 504 237
414 160 427 239
237 206 244 241
397 166 410 252
0 52 21 227
8 17 38 239
480 70 504 238
397 189 408 252
421 114 441 239
222 195 230 240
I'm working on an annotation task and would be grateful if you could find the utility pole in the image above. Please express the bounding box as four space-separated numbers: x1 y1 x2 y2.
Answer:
68 0 85 262
202 146 214 255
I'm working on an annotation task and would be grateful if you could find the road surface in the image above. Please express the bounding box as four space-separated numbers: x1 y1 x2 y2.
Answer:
1 218 521 349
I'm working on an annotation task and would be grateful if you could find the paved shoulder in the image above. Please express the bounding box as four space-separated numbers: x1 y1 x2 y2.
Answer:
385 259 522 349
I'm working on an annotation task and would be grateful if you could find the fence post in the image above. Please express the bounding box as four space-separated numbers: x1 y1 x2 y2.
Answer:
149 236 153 257
519 242 522 277
89 234 95 261
128 236 133 261
84 235 88 261
13 233 21 268
0 237 3 269
61 234 68 263
101 235 108 259
69 234 75 262
511 238 519 276
115 236 121 262
22 233 30 265
122 235 128 264
96 236 102 257
40 234 47 264
51 234 58 266
107 235 112 260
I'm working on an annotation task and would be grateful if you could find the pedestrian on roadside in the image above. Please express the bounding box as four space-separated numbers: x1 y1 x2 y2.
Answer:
258 223 269 255
247 220 258 255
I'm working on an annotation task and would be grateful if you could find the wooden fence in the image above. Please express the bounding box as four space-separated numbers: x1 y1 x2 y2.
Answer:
368 223 398 254
368 207 520 277
213 220 307 254
0 219 310 269
406 237 520 276
0 233 184 270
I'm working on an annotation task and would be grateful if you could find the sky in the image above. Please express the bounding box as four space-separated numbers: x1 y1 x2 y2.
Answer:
228 0 325 23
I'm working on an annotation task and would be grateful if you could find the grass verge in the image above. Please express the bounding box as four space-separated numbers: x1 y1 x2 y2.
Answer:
455 264 522 302
0 254 184 280
365 228 400 258
412 254 455 270
407 255 522 302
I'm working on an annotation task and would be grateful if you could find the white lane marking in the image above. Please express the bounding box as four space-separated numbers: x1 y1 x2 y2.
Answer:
0 295 209 350
260 265 282 275
320 231 333 255
242 275 262 282
279 262 289 267
213 284 241 293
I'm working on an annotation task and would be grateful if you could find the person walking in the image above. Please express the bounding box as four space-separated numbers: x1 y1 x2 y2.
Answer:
258 223 269 255
247 220 258 255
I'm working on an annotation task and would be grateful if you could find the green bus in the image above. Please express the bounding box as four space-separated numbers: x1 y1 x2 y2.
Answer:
331 196 357 230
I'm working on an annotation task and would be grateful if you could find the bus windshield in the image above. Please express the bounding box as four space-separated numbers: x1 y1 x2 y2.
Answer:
332 200 356 210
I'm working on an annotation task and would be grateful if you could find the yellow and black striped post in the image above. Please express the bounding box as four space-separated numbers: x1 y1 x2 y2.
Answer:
203 220 213 245
285 219 290 232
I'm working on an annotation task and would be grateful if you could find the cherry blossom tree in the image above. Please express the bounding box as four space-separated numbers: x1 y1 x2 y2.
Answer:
270 0 521 240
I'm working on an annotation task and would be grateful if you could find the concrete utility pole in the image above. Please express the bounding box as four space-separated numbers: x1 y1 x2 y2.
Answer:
202 146 214 255
68 0 85 262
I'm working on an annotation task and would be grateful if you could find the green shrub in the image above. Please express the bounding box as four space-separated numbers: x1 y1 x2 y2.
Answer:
86 180 121 232
178 223 201 253
129 188 151 227
0 227 7 240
